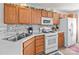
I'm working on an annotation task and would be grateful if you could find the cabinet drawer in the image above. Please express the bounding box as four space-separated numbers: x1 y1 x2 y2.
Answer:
23 37 35 48
36 46 44 54
58 32 64 37
36 35 44 39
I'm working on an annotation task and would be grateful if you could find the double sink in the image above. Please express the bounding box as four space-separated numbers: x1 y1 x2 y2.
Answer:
3 33 31 42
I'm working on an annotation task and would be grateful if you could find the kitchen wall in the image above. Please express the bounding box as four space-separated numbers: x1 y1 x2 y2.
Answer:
0 3 4 25
7 24 41 34
0 3 7 33
0 4 54 34
0 4 54 35
32 25 41 34
0 4 41 34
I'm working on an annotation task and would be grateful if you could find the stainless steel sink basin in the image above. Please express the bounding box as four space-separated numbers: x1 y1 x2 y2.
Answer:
3 33 31 42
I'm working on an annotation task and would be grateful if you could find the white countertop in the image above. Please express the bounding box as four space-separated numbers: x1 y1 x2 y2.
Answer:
58 31 64 33
0 33 44 55
0 31 62 55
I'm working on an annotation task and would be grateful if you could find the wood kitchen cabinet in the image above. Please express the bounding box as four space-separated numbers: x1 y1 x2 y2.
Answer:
53 12 60 20
53 12 60 24
31 8 41 24
41 9 48 17
18 7 31 24
4 4 18 24
35 35 45 54
66 12 77 18
48 11 53 18
23 37 35 55
58 32 64 49
22 35 45 55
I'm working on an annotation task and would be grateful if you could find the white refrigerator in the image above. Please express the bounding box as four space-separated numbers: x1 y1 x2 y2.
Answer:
59 18 76 47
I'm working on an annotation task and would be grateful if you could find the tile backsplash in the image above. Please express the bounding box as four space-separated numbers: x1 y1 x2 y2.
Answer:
7 25 17 32
7 24 27 33
0 24 41 34
0 24 55 34
32 25 40 34
0 24 7 33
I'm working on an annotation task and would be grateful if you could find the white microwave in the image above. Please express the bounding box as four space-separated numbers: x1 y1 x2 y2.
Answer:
41 17 53 25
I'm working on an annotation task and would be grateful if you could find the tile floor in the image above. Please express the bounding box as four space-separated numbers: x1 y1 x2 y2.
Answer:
59 43 79 55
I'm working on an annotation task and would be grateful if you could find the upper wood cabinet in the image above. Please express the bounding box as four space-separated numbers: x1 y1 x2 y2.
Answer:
66 12 77 18
4 4 18 24
18 7 31 24
53 12 60 20
48 11 53 18
41 9 48 17
53 12 60 24
31 8 41 24
4 4 61 25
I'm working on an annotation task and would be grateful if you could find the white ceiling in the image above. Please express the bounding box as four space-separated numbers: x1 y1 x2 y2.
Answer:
28 3 79 12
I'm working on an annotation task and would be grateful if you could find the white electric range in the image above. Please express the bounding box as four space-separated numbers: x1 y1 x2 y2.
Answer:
40 27 58 54
44 32 58 54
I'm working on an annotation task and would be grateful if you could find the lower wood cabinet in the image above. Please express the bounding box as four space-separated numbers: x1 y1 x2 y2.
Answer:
35 35 45 54
58 32 64 49
22 35 45 55
23 37 35 55
36 46 44 54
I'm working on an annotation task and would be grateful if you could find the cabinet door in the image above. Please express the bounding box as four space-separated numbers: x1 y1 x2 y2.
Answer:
31 9 41 24
19 7 31 24
35 35 44 46
35 35 44 54
4 4 18 24
58 32 64 48
36 9 41 24
53 12 60 24
48 11 53 18
36 46 44 54
41 10 48 17
66 12 77 18
23 37 35 55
